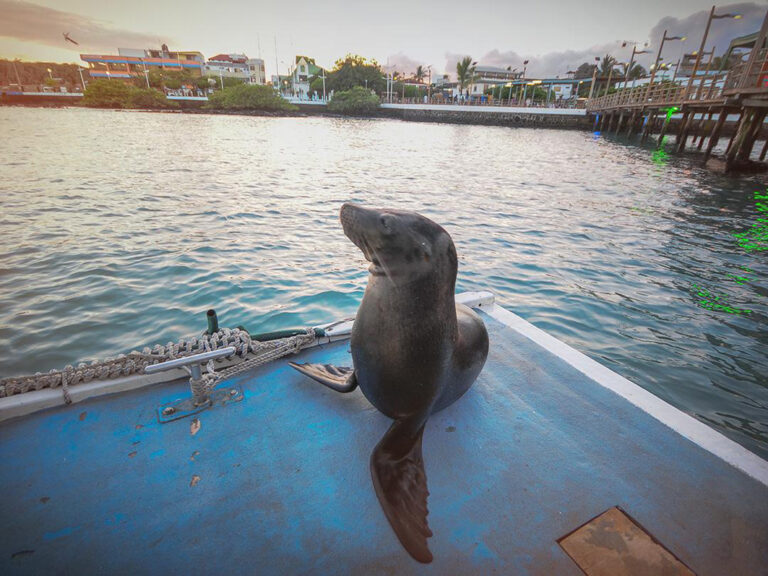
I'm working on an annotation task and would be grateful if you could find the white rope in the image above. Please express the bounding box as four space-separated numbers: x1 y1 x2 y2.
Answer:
0 327 317 398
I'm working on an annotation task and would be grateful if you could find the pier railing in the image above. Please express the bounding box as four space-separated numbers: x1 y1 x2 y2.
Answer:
586 55 768 113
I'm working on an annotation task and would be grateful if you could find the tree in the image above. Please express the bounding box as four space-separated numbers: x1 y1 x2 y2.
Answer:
456 56 476 93
326 54 385 93
82 79 177 109
309 76 324 94
621 62 647 80
82 79 134 107
598 55 617 76
415 65 425 83
205 83 297 111
327 86 380 115
128 87 178 109
574 62 596 79
0 59 84 89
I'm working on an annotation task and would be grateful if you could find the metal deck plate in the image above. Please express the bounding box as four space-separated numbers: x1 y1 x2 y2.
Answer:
156 384 244 423
559 507 695 576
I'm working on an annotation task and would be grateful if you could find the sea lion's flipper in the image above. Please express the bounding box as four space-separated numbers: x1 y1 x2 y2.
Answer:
370 417 433 563
288 362 358 393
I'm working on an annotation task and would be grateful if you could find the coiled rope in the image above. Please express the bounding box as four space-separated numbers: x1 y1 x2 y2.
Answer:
0 327 317 402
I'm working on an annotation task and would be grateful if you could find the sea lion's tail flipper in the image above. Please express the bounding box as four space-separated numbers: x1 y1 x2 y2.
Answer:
371 418 433 563
288 363 358 393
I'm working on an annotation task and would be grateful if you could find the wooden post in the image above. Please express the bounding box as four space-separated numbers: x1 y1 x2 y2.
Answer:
725 111 753 168
615 111 625 134
759 136 768 161
696 112 713 150
658 112 672 145
675 110 693 153
737 110 767 162
626 110 638 138
642 111 656 143
703 107 728 163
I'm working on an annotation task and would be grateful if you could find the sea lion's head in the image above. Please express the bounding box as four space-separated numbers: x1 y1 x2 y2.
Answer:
340 203 457 283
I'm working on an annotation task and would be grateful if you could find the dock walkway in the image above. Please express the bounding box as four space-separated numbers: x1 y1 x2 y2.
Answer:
586 22 768 171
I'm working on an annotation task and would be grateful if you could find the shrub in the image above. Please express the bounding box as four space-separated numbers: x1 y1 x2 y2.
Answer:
327 86 380 115
82 79 133 108
82 79 177 109
205 83 297 111
128 87 178 109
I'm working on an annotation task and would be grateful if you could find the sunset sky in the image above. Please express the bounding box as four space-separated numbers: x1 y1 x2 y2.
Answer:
1 1 765 78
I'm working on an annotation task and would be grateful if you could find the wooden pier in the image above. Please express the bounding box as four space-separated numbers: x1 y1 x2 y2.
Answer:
586 15 768 173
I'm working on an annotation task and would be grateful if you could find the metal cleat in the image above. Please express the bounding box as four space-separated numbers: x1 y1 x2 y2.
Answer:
145 347 244 423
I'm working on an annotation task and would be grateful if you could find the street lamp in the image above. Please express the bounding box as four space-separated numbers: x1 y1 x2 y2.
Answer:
427 65 432 102
624 45 650 89
587 56 600 99
47 68 53 80
507 68 517 105
77 66 87 91
684 5 741 98
603 63 625 97
645 30 686 101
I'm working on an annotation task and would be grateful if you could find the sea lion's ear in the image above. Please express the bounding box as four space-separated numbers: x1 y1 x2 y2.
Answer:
380 214 396 235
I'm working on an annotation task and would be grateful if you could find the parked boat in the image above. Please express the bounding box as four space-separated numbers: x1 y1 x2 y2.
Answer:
1 291 766 574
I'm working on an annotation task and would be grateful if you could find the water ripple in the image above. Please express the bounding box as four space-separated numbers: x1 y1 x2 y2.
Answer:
0 107 766 459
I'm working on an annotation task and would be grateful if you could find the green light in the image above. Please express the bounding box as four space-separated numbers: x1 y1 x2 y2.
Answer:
652 141 668 165
664 106 679 121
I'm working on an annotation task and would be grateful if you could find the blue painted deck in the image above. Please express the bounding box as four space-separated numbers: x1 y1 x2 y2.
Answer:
1 310 767 575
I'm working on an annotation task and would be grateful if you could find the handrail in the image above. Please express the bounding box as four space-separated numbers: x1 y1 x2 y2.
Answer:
586 60 765 112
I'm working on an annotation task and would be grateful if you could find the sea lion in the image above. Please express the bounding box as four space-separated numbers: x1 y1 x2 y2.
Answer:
290 203 489 563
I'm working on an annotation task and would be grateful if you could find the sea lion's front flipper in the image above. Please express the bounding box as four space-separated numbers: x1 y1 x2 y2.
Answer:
371 417 433 563
288 362 358 393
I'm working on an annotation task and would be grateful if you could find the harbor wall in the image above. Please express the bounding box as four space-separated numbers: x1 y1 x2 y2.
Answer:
374 103 590 129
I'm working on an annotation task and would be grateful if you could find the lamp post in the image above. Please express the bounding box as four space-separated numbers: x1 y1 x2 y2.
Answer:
507 68 517 105
78 66 87 91
587 56 600 99
645 30 686 101
624 46 650 89
47 68 53 80
603 63 624 97
427 65 432 102
321 68 326 102
684 5 741 99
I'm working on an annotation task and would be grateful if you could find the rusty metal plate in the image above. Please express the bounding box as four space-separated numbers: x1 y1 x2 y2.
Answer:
558 507 695 576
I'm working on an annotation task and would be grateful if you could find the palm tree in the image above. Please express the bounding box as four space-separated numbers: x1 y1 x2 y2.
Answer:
598 54 618 76
621 62 647 80
456 56 476 96
415 65 425 83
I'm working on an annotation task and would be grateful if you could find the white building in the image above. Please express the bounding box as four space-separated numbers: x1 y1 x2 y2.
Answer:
469 65 522 96
204 54 266 85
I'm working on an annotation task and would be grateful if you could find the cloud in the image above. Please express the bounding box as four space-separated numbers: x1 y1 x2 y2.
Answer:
382 52 426 74
648 2 765 59
0 0 168 54
442 2 765 79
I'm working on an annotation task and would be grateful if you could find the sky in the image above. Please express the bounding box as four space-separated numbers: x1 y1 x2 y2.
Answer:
1 0 766 79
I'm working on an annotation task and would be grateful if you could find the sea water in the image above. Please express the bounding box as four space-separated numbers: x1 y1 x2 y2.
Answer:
0 107 766 458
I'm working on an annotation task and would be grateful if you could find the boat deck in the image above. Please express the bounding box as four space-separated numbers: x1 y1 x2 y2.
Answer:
1 303 767 575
